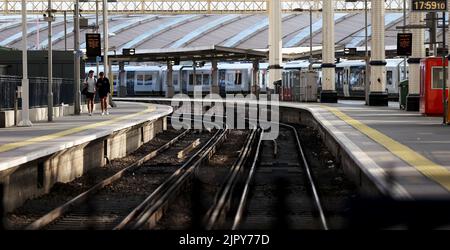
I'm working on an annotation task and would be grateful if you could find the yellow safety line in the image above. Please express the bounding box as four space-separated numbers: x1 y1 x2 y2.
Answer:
0 105 155 154
323 106 450 192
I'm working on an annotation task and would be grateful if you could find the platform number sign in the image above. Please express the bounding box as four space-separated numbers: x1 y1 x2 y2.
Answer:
86 33 101 57
411 0 447 11
397 33 412 56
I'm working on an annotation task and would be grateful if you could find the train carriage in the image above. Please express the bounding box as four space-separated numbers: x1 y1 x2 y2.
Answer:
86 58 406 100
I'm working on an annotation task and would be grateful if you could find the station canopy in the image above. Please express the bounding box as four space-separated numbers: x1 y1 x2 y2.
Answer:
109 45 267 63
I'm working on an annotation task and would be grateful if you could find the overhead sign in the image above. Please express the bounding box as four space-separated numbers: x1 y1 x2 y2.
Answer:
86 33 101 57
411 0 447 12
122 48 135 56
397 33 412 56
344 47 357 56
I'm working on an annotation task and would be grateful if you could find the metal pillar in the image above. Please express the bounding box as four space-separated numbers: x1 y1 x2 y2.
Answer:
211 60 219 95
118 61 126 97
442 12 446 125
63 10 67 51
18 0 32 127
166 62 174 98
96 0 99 75
309 7 313 61
193 63 197 88
407 11 424 111
364 0 369 105
320 0 337 103
74 0 81 115
268 0 282 93
252 60 260 97
368 0 388 106
47 0 53 122
103 0 108 77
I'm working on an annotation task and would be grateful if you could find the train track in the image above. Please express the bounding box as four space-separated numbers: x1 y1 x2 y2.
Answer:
231 123 329 230
113 127 257 230
17 128 220 230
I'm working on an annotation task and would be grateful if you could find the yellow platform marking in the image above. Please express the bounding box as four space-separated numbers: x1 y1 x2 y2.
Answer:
0 105 155 154
323 106 450 192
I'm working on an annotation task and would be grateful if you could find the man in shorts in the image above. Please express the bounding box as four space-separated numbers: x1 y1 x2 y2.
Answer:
96 72 111 115
83 70 96 116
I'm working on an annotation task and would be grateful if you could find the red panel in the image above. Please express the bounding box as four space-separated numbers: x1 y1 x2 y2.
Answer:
420 57 449 116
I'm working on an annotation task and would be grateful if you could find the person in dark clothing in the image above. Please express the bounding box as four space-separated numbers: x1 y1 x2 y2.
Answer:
96 72 111 115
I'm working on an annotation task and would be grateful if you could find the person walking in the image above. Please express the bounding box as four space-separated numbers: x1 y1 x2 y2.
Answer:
96 72 111 115
83 70 96 116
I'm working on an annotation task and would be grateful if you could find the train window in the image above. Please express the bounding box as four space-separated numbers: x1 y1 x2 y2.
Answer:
235 72 242 85
431 67 448 89
203 74 210 85
350 67 364 88
136 74 144 85
126 71 134 86
173 73 178 85
144 74 152 85
226 73 234 85
196 74 202 85
386 71 393 85
113 74 118 86
261 71 266 86
189 73 193 85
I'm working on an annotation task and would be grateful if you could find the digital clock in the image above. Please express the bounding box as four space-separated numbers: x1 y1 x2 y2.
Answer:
411 0 447 12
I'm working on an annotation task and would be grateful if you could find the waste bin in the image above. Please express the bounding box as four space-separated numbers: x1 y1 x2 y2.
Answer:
399 79 408 110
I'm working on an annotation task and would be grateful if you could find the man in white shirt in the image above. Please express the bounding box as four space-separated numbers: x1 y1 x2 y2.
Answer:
83 70 97 115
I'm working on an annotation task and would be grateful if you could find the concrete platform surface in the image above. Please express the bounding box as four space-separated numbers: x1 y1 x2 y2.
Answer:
115 97 450 200
0 101 173 171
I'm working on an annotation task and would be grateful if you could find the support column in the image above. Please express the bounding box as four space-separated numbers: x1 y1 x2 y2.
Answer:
118 61 126 97
211 60 219 95
166 62 174 98
320 0 337 103
252 60 260 97
407 11 424 111
369 0 388 106
268 0 282 93
18 0 32 126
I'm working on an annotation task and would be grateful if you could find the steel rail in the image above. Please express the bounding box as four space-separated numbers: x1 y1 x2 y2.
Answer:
114 126 228 229
204 127 259 230
231 122 329 230
124 127 230 229
26 129 191 230
283 123 328 230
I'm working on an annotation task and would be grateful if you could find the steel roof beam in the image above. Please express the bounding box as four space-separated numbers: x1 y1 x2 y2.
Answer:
119 15 203 51
169 14 244 48
222 13 296 47
0 1 408 14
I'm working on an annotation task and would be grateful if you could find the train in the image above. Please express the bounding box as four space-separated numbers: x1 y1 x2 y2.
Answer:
85 58 407 99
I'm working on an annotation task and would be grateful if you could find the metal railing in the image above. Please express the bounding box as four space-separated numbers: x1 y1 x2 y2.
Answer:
0 75 80 111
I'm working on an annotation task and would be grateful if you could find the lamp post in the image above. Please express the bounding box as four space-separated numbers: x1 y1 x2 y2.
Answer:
103 0 108 78
18 0 32 127
74 0 81 115
364 0 369 105
45 0 55 122
96 0 99 75
309 7 313 61
293 7 316 61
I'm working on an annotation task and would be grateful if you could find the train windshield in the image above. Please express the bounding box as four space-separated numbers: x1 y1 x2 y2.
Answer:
349 66 365 90
386 71 393 85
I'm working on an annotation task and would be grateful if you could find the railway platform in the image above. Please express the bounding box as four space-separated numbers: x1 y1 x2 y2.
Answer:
116 97 450 201
0 101 172 212
284 100 450 200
